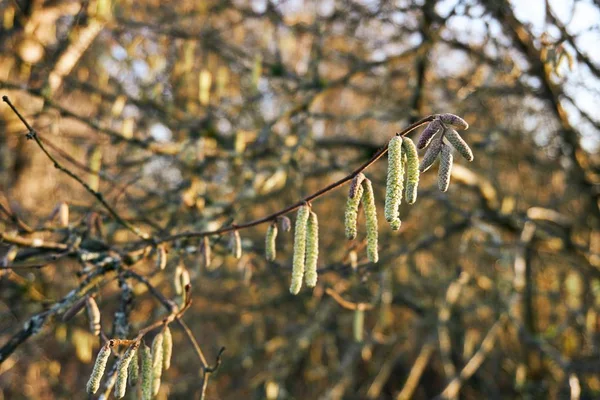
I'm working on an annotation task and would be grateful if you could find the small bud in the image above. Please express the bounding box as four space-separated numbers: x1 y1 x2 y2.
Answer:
279 216 292 232
128 346 139 387
417 119 442 149
438 113 469 130
420 134 443 173
141 343 152 400
156 245 167 270
265 222 278 261
438 144 453 192
115 344 138 399
163 326 173 370
230 230 242 259
86 341 113 394
86 296 101 336
345 175 364 240
402 137 420 204
444 128 473 162
290 205 310 294
353 309 365 342
384 136 403 230
304 211 319 288
151 332 164 396
362 178 379 263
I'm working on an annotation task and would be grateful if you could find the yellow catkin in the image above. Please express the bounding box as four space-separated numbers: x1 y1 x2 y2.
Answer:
384 136 403 230
201 236 211 269
265 222 278 261
163 327 173 370
362 178 379 263
156 245 167 270
304 211 319 288
151 332 164 396
345 178 364 240
231 230 242 259
402 137 420 204
445 128 473 162
141 343 152 400
353 308 365 342
86 296 101 336
438 144 453 192
290 205 310 294
115 344 138 399
128 346 139 387
86 341 113 394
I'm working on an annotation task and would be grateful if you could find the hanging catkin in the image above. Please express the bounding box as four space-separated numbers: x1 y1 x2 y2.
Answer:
438 144 453 192
86 341 113 394
362 178 379 263
141 343 152 400
444 128 473 162
230 230 242 259
353 308 365 342
345 174 365 240
151 332 164 396
265 222 278 261
163 326 173 370
417 119 442 149
420 134 443 173
384 136 403 231
402 137 420 204
201 236 211 269
290 204 310 294
86 296 101 336
128 345 139 387
304 211 319 288
438 113 469 130
115 344 138 399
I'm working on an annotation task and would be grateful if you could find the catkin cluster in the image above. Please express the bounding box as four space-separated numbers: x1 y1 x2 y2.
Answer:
289 205 320 294
344 174 379 263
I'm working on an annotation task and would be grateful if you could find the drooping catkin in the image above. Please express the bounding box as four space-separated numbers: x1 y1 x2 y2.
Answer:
420 134 443 173
86 341 113 394
230 230 242 259
438 113 469 130
156 245 167 270
417 119 442 149
444 128 473 162
115 344 138 399
163 327 173 370
345 175 364 240
141 343 152 400
438 144 453 192
151 332 164 396
86 296 101 336
304 211 319 288
128 346 139 387
384 136 403 230
353 308 365 342
290 205 310 295
403 137 420 204
201 236 212 269
265 222 278 261
174 264 190 296
362 178 379 263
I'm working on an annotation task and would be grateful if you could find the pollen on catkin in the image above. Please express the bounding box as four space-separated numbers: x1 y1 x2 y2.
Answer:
444 128 473 162
230 230 242 259
128 346 139 387
417 119 442 149
163 326 173 370
304 211 319 288
141 343 152 400
362 178 379 263
265 222 278 261
151 332 164 396
345 175 364 240
438 144 453 192
403 137 420 204
290 204 310 295
156 245 167 270
115 343 138 399
86 341 113 394
86 296 101 336
420 134 443 173
384 136 403 230
438 113 469 130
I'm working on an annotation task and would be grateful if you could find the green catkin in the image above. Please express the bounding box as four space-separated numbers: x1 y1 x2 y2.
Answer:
384 136 403 230
345 177 364 240
86 341 113 394
290 205 310 294
402 137 420 204
438 144 453 192
115 344 138 399
231 230 242 259
444 128 473 162
86 296 101 336
128 346 139 387
304 211 319 288
141 344 152 400
420 134 443 173
151 332 164 396
265 222 278 261
163 327 173 370
353 308 365 342
362 178 379 263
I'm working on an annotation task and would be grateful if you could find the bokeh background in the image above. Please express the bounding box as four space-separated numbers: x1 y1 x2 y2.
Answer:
1 0 599 399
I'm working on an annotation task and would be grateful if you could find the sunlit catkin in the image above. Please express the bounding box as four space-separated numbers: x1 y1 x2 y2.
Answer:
438 113 469 130
265 222 278 261
420 134 443 173
417 119 442 149
163 327 173 370
230 230 242 259
128 346 139 387
445 128 473 162
201 236 211 269
353 308 365 342
384 136 403 230
86 296 101 336
86 341 112 394
151 332 164 396
345 174 364 240
115 344 138 399
438 144 453 192
141 344 152 400
402 137 420 204
362 178 379 263
290 205 310 294
304 211 319 288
